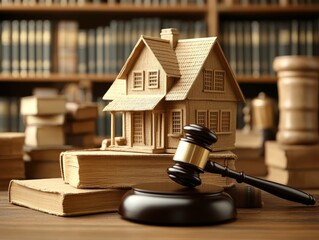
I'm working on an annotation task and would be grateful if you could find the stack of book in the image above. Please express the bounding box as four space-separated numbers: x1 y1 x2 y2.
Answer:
265 141 319 189
65 102 98 148
21 95 68 179
0 132 25 190
234 130 268 177
9 148 240 216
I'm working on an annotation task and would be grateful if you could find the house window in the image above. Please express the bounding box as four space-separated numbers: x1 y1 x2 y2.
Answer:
203 69 225 92
196 110 207 127
221 110 231 133
171 110 182 134
133 112 144 144
214 70 225 92
148 70 159 88
133 71 144 90
208 109 231 133
209 110 219 133
203 69 214 92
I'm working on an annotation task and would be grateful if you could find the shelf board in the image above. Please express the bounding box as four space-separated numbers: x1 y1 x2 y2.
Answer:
0 74 117 83
0 4 207 15
218 4 319 15
236 75 277 84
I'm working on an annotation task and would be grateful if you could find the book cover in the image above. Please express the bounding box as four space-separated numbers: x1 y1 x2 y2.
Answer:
66 102 98 120
0 132 25 156
25 125 65 147
20 96 67 115
265 141 319 169
24 114 65 126
60 149 237 189
24 145 73 162
64 119 96 134
9 178 128 216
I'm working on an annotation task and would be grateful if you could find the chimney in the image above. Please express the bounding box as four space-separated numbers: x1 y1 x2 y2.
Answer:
160 28 179 49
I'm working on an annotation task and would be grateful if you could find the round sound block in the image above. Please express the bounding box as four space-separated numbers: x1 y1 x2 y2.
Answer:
119 182 236 226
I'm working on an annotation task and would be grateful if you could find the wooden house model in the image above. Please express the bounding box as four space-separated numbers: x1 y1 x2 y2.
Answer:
103 28 245 153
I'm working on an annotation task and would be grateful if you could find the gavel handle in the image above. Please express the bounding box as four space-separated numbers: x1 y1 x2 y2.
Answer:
205 161 316 205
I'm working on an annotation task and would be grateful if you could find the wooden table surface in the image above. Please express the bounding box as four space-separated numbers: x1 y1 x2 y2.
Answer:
1 190 318 240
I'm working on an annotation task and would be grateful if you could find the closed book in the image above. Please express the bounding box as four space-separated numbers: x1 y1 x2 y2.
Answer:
19 20 28 76
23 145 73 162
0 132 25 156
60 149 237 189
27 20 36 75
11 20 20 76
65 133 95 148
1 21 11 74
42 20 51 75
65 119 96 134
20 96 67 115
24 160 62 179
66 102 98 120
25 125 65 147
267 167 319 189
9 178 128 216
0 97 10 132
24 114 65 126
0 155 25 179
265 141 319 169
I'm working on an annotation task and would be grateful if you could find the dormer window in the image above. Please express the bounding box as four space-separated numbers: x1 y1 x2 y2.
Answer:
133 71 144 90
203 69 225 92
148 70 159 88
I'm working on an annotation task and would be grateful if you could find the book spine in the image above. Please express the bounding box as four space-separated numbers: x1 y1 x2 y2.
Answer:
1 20 12 74
28 20 36 76
42 20 51 75
19 20 28 76
35 20 43 76
77 29 87 74
11 20 20 76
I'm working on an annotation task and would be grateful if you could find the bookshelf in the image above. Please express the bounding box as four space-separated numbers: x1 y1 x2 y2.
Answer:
1 0 318 131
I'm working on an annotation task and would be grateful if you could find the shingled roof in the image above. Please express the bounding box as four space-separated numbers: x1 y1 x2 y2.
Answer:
165 37 217 101
103 29 244 109
116 35 181 80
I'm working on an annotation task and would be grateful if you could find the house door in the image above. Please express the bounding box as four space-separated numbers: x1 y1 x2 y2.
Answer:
154 112 165 149
132 112 144 145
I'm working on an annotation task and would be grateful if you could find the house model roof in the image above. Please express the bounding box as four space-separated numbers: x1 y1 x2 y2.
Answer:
103 29 245 107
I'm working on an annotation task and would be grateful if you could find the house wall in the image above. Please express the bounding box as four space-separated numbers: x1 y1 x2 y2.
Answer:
187 45 238 102
165 101 187 151
184 45 239 151
187 100 237 151
126 47 167 96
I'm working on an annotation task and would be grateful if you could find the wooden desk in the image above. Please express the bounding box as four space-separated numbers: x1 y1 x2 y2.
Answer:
1 190 318 240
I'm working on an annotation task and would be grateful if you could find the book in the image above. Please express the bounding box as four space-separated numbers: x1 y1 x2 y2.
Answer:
9 178 128 216
1 21 11 74
20 96 67 115
265 141 319 169
0 132 25 156
234 131 267 176
0 155 25 179
57 21 78 74
24 114 65 126
25 125 65 146
20 20 28 76
66 102 98 120
24 160 62 179
65 134 96 148
64 119 96 134
60 149 237 189
0 97 10 132
42 20 51 75
267 167 319 189
24 145 73 162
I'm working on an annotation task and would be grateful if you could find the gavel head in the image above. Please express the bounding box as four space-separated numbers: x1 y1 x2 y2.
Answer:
167 124 218 187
